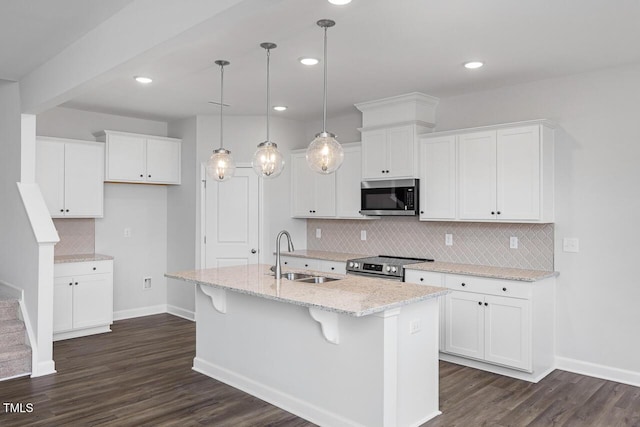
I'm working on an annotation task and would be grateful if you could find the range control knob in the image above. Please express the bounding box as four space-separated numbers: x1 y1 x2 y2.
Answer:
386 266 391 272
353 262 360 269
390 266 398 273
348 262 354 268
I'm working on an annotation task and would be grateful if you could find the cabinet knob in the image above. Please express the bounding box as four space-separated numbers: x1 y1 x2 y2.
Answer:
420 277 424 281
66 209 69 212
381 170 385 173
284 261 288 265
461 282 466 287
478 301 482 305
491 211 495 215
60 209 64 213
331 267 335 270
250 249 257 254
502 287 507 292
140 174 144 177
75 282 78 286
148 175 151 178
93 267 97 271
484 302 488 306
386 170 390 173
304 263 309 267
69 282 73 286
497 211 501 215
420 211 424 214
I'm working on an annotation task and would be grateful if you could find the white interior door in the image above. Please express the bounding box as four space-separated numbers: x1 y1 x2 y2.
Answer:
205 167 260 268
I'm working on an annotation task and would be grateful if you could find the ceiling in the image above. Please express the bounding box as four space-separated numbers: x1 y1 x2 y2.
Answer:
3 0 640 123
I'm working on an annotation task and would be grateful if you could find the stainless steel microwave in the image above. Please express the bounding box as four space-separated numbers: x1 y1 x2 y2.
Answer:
360 179 419 216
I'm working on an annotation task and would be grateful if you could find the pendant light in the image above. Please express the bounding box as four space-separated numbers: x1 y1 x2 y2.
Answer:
252 42 285 178
306 19 344 174
206 60 236 182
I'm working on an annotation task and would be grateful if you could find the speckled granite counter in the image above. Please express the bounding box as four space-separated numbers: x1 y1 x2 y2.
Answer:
54 253 114 264
277 250 372 262
166 264 447 317
405 261 557 282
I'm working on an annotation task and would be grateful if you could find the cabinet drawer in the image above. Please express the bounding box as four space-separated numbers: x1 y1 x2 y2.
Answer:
320 260 346 275
280 256 321 271
55 260 113 278
445 274 531 299
404 269 443 286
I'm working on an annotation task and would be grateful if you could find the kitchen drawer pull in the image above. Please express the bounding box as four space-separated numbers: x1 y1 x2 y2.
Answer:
93 267 97 271
478 301 482 305
484 302 488 306
461 282 466 287
502 287 507 292
420 277 424 281
69 282 73 286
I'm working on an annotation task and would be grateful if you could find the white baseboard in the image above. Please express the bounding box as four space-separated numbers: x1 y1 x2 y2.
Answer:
113 304 167 321
556 356 640 388
193 357 364 427
439 352 554 383
167 305 195 321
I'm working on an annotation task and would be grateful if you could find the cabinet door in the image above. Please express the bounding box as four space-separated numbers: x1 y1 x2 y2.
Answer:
36 139 65 217
458 131 497 220
290 153 316 217
314 172 336 217
484 295 531 371
106 134 146 182
361 129 388 180
444 291 484 360
64 142 104 217
53 276 74 333
336 145 363 218
497 126 540 221
419 136 457 220
320 260 346 274
73 274 113 330
146 138 181 184
386 125 414 178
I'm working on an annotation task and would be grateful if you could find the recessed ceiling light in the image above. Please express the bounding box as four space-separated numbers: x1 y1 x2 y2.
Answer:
463 61 484 69
134 76 153 84
299 57 319 66
273 106 287 112
328 0 352 4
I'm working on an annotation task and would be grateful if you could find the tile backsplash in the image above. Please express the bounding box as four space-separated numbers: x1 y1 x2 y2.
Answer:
307 218 554 271
53 218 95 256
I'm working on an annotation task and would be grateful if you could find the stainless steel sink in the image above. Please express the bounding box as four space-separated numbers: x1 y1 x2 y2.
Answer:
296 276 339 284
280 272 314 281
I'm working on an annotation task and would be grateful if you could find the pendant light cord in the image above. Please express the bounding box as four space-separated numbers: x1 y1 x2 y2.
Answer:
220 63 225 149
266 48 271 142
322 25 328 133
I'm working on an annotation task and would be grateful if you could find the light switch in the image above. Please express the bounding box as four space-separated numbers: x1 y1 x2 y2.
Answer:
563 237 580 253
124 227 132 238
361 230 367 241
316 228 322 239
510 236 518 249
445 234 453 246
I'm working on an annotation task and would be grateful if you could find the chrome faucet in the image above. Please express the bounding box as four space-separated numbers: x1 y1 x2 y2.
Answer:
274 230 294 279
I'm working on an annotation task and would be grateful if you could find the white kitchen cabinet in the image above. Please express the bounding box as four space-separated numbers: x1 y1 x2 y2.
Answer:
418 135 457 220
336 144 366 219
290 151 336 218
361 124 424 180
53 260 114 341
458 124 553 222
36 137 104 218
279 256 346 275
96 130 181 185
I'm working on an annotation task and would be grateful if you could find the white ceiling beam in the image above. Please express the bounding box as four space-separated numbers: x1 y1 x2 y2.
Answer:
19 0 275 115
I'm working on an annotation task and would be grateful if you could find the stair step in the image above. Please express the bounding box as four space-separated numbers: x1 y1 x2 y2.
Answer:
0 345 31 380
0 319 26 347
0 298 18 321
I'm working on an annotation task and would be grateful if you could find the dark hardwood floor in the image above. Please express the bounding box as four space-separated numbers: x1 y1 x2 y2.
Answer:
1 314 638 426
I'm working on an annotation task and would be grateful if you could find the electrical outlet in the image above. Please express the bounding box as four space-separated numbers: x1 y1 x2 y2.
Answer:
143 277 152 290
124 227 132 238
510 236 518 249
445 233 453 246
563 237 580 253
316 228 322 239
361 230 367 241
409 319 421 334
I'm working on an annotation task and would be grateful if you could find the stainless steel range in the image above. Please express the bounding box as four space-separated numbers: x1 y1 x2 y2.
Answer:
346 255 434 280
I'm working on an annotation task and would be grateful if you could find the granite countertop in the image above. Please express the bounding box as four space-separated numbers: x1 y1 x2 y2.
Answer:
54 253 114 264
278 250 372 262
166 264 448 317
405 261 557 282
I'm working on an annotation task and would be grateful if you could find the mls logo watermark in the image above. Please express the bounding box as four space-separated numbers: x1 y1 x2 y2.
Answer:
3 402 34 413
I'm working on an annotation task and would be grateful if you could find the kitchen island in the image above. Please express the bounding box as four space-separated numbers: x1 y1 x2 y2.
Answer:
166 264 448 427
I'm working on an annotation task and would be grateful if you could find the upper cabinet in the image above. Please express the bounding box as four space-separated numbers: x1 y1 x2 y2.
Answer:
95 131 181 185
290 143 368 219
419 121 555 223
356 92 440 181
36 137 104 218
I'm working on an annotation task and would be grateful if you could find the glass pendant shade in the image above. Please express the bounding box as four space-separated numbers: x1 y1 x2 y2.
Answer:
307 19 343 174
207 148 235 182
207 59 235 182
252 141 284 178
306 131 344 174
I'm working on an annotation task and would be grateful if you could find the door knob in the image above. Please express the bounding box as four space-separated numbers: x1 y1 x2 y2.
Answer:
251 249 257 254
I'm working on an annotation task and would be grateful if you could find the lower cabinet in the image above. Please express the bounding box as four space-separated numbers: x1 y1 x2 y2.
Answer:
53 260 113 341
279 256 346 274
404 269 555 382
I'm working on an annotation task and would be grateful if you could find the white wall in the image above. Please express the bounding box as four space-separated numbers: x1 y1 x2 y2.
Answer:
36 107 171 317
435 65 640 380
303 110 362 144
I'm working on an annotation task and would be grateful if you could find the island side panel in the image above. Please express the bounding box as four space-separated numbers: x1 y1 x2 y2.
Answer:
193 285 441 427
